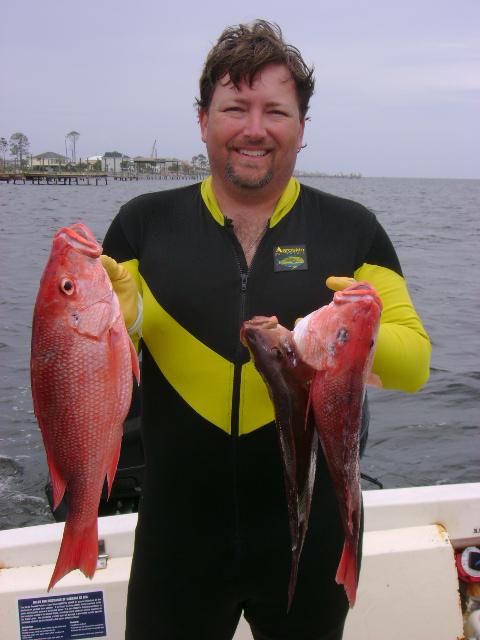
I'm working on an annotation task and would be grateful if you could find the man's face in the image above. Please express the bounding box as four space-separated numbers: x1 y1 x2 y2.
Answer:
199 64 305 193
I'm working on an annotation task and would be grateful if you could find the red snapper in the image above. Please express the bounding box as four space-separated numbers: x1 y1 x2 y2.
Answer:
293 282 382 606
30 223 139 590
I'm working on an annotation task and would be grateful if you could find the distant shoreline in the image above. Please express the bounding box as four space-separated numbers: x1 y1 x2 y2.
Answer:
294 171 362 179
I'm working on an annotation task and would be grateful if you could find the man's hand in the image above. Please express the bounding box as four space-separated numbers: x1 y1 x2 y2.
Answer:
294 277 357 327
326 276 356 292
101 255 139 329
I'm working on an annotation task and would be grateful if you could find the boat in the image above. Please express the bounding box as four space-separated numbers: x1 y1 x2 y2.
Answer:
1 482 479 639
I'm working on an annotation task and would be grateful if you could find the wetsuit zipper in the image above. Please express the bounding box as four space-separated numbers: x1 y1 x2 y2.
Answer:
225 218 268 547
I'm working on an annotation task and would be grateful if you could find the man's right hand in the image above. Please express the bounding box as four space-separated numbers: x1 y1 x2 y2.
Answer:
101 255 139 329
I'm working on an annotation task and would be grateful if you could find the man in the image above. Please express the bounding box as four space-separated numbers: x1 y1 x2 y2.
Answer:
102 20 431 640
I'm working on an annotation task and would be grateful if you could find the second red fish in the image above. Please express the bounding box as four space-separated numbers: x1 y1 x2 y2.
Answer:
294 282 382 606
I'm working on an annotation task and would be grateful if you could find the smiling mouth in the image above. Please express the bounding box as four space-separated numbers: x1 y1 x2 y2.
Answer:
236 149 270 158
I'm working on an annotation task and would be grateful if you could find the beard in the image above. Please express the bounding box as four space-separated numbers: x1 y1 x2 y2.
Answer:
225 161 273 189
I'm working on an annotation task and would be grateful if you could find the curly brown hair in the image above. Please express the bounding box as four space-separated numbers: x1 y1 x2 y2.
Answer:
196 20 315 119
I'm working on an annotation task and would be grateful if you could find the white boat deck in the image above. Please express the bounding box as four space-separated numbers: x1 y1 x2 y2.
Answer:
1 483 478 639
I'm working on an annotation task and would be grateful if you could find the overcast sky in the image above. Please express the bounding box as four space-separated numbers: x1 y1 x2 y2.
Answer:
1 0 478 178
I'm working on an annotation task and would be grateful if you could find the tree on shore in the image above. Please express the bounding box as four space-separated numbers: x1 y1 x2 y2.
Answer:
0 137 7 170
9 132 30 168
66 131 80 163
191 153 209 172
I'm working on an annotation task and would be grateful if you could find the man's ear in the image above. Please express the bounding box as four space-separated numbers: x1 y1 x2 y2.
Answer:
199 109 208 143
297 118 306 150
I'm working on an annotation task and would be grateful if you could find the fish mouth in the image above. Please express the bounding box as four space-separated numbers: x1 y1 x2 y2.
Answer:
240 316 279 349
334 282 383 312
55 223 102 258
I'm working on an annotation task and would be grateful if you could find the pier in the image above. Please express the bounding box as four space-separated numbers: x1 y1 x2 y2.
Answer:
0 171 210 185
0 173 26 184
112 173 139 181
24 172 108 185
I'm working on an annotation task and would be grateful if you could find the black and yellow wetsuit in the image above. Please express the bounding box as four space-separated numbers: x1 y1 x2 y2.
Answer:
103 178 430 640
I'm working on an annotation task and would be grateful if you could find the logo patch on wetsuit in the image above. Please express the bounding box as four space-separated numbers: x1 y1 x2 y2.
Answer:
274 245 308 271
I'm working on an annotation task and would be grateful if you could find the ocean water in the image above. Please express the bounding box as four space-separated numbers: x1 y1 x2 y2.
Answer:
0 176 479 531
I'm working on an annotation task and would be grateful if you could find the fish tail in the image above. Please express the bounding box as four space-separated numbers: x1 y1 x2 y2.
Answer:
335 539 357 607
48 519 98 591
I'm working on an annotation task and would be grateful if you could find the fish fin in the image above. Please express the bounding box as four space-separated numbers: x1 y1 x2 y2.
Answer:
48 519 98 590
37 420 67 511
367 372 383 388
335 540 357 607
71 301 114 339
129 338 140 384
49 461 67 512
106 438 122 499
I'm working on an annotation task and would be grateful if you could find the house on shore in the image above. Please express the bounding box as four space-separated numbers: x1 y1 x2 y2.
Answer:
102 151 131 173
87 155 103 169
29 152 69 168
133 156 180 174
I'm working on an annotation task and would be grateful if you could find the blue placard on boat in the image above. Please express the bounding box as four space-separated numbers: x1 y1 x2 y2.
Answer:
18 591 106 639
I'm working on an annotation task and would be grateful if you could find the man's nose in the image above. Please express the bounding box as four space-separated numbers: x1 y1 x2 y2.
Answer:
243 110 267 138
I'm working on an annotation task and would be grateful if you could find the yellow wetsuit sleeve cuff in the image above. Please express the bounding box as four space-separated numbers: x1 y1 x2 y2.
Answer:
121 258 142 350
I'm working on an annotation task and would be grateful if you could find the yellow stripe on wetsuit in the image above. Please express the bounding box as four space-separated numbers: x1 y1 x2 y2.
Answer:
140 276 273 435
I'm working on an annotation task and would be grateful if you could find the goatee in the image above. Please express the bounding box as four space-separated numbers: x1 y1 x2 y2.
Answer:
225 163 273 189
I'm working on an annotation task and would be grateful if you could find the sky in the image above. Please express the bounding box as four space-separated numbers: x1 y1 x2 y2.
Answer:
1 0 478 179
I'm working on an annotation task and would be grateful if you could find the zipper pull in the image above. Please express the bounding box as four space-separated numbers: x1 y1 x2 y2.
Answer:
241 273 248 292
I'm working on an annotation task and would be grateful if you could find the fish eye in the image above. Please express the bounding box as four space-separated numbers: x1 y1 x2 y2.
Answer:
59 278 75 295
